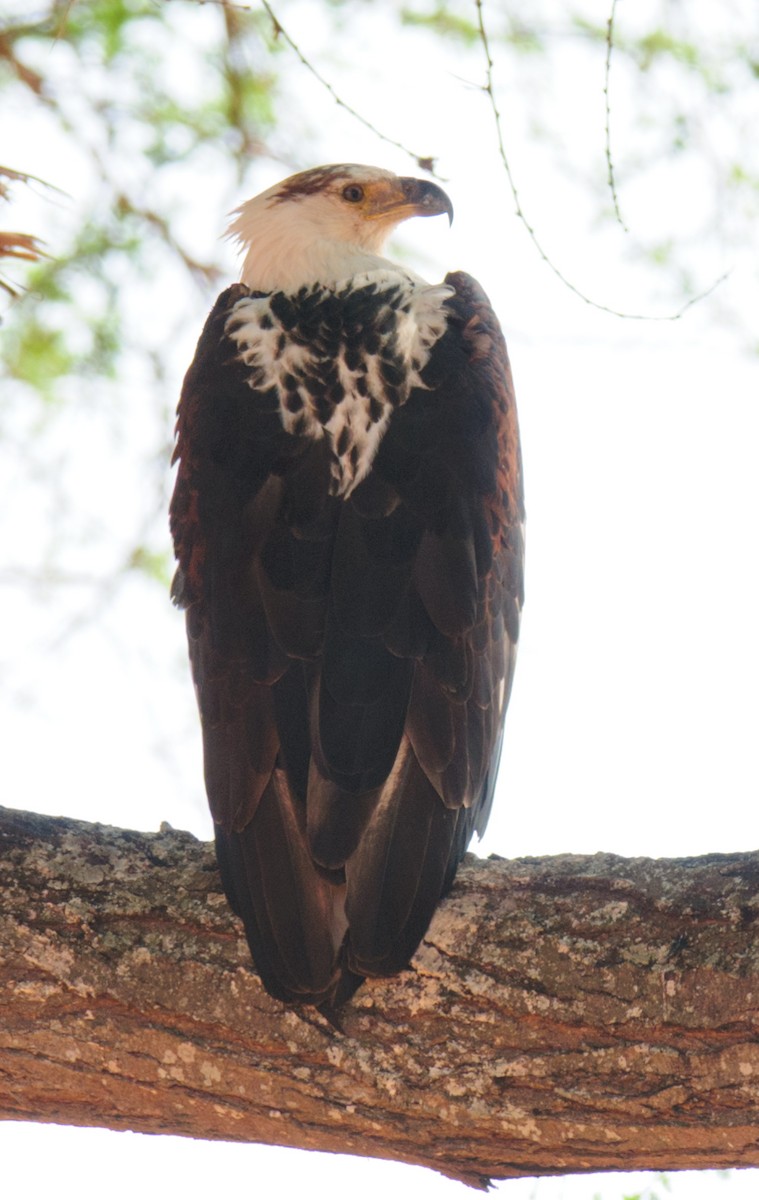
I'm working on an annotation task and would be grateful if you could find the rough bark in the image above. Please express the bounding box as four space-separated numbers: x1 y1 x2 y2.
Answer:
1 805 759 1189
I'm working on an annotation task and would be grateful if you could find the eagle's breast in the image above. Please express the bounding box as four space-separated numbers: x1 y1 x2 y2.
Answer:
226 272 454 495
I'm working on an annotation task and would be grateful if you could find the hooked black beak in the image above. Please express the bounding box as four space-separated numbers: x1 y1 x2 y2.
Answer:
398 177 454 225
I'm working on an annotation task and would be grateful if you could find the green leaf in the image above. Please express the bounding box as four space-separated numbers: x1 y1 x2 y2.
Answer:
128 546 173 588
3 317 76 400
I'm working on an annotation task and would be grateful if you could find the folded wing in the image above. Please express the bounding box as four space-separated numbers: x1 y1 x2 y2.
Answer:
170 273 524 1007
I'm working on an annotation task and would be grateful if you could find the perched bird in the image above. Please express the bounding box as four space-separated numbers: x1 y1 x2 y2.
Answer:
170 164 524 1008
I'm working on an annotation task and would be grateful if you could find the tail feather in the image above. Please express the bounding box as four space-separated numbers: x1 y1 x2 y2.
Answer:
215 771 351 1005
344 738 462 977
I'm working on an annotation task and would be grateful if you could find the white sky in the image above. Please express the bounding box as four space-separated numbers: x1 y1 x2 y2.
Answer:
1 0 758 1196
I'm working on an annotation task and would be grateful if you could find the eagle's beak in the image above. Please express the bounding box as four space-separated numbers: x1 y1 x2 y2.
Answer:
364 177 454 226
398 177 454 225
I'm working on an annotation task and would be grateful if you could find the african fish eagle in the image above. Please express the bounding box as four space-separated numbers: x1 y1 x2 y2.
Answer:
170 164 524 1009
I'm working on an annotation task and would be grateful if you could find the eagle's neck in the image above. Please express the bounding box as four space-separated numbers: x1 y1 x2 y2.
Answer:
244 241 408 293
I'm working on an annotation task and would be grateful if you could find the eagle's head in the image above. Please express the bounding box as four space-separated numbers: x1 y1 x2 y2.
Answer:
227 164 453 294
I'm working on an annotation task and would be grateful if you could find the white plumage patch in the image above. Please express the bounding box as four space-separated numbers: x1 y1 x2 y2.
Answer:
227 270 453 495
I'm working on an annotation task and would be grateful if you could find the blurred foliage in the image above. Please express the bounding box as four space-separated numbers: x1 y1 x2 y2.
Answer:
0 0 283 604
400 4 481 44
401 3 544 52
0 0 757 609
0 0 278 388
0 0 755 383
573 12 756 90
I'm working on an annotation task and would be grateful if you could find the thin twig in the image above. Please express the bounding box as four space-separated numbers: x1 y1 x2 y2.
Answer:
259 0 440 177
604 0 627 230
474 0 727 320
51 0 78 48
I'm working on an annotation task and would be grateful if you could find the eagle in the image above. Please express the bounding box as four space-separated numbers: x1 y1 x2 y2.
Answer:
170 164 524 1009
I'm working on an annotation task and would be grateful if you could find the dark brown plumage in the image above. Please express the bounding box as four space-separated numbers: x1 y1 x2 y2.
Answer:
170 167 524 1008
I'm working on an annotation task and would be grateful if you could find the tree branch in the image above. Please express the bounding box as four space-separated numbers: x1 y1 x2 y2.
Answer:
2 805 759 1189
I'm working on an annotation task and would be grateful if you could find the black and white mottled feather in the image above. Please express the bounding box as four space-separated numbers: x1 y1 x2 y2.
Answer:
170 165 524 1008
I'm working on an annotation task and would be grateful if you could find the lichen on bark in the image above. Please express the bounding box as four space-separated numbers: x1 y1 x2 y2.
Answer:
2 805 759 1189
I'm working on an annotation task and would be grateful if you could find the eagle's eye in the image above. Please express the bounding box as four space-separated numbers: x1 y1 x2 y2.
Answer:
342 184 364 203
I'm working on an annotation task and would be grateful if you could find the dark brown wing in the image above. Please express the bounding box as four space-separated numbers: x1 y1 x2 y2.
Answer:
342 270 524 977
170 273 524 1007
171 285 349 1003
